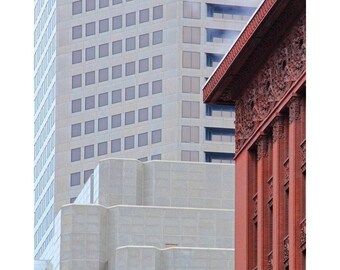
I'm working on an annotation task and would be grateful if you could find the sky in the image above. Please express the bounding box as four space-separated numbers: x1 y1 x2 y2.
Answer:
0 0 339 269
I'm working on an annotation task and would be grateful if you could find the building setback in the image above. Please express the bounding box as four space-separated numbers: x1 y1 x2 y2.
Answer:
35 158 235 269
34 0 261 258
203 0 306 269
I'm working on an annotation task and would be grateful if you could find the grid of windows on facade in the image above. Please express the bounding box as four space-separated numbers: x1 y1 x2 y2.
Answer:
205 127 235 142
205 152 234 163
206 28 240 43
71 56 162 88
71 80 162 113
71 104 162 137
71 30 162 63
70 129 162 163
205 104 235 117
72 2 163 30
207 3 256 20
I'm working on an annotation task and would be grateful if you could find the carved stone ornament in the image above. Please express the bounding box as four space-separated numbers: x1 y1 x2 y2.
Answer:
300 218 306 250
288 96 302 124
268 252 273 270
283 236 289 263
284 159 289 184
235 13 306 152
256 136 269 161
272 116 285 143
300 139 306 168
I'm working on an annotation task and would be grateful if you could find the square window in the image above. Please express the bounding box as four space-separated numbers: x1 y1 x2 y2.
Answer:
85 95 95 110
72 1 82 15
98 117 108 131
98 141 108 156
126 12 136 26
72 25 82 39
111 114 121 128
112 15 122 30
112 89 122 103
99 18 109 33
72 74 82 89
125 62 135 76
125 111 135 125
112 40 122 54
182 76 200 93
72 99 82 113
85 120 95 134
125 86 135 100
86 22 96 36
84 144 94 159
151 154 161 160
183 1 201 19
139 9 149 23
99 68 109 82
98 92 108 106
113 0 122 4
99 0 109 8
86 0 95 11
85 46 95 61
99 43 109 58
138 83 148 97
72 50 82 64
153 30 163 45
84 169 94 183
153 5 163 20
181 150 199 161
71 123 81 137
139 33 149 48
126 37 136 51
111 138 121 153
151 129 161 144
138 132 148 147
139 58 149 73
182 126 199 143
183 26 200 44
70 197 77 203
152 80 162 94
70 172 81 186
71 148 81 162
181 101 199 118
85 71 95 85
112 64 122 79
152 55 162 69
182 51 200 69
124 136 134 150
152 105 162 119
138 108 148 122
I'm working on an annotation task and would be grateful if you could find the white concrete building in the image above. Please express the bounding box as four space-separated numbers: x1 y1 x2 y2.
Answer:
37 158 234 269
34 0 260 259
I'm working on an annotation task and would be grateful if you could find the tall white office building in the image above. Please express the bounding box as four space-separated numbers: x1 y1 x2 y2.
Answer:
34 0 260 259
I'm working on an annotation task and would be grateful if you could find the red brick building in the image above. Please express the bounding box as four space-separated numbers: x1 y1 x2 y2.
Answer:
203 0 306 269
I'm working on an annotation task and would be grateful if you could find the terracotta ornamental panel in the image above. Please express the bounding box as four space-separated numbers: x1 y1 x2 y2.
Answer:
235 14 305 152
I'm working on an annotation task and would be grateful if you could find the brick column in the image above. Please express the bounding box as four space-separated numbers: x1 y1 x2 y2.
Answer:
288 96 302 270
271 116 285 270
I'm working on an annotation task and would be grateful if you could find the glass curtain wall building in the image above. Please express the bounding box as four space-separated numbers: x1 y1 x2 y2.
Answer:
34 0 261 260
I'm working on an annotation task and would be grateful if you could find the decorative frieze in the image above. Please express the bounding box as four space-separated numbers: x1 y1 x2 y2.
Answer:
234 13 306 152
